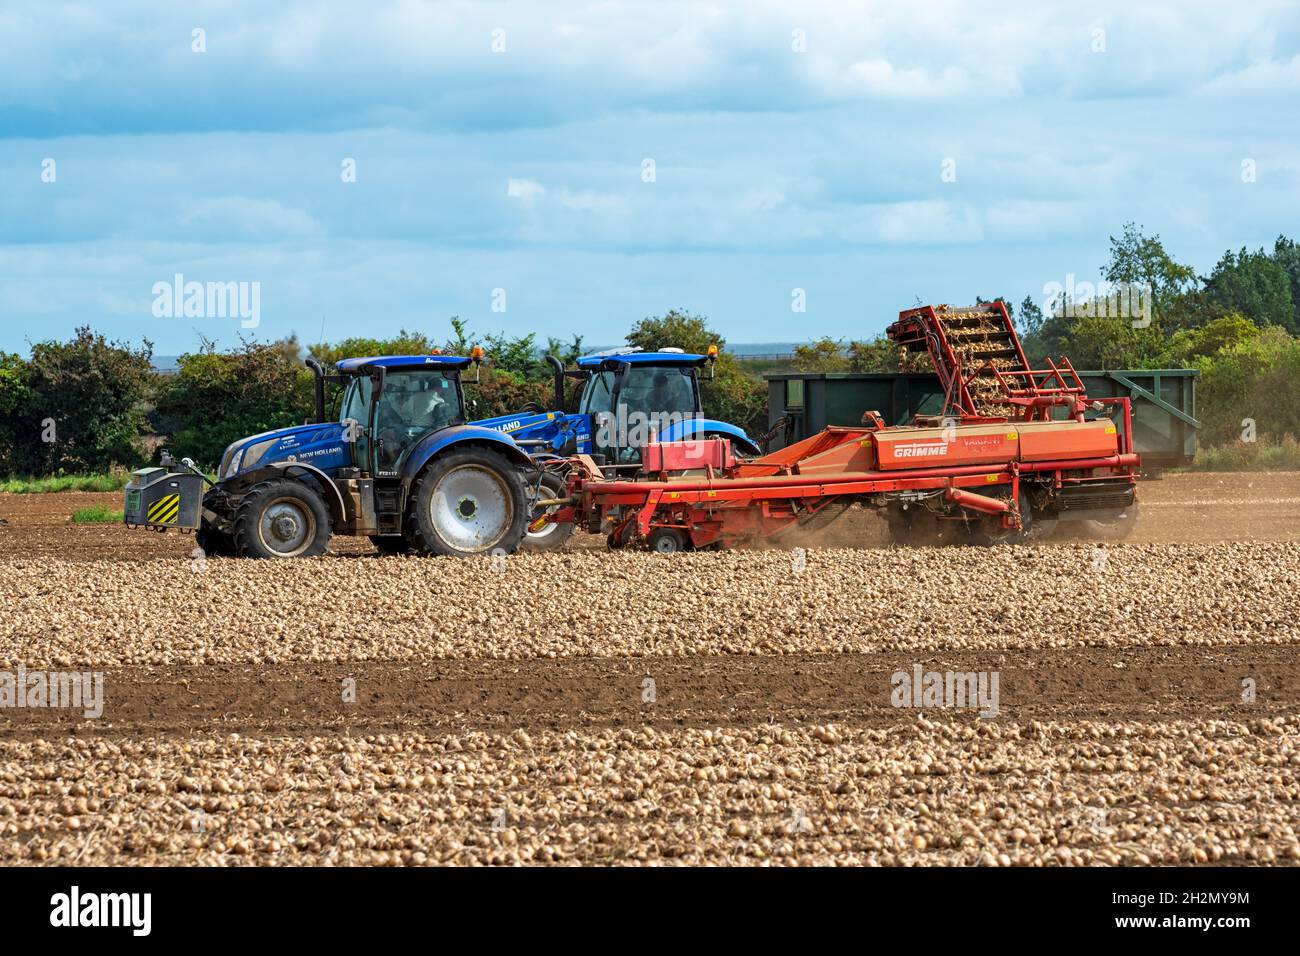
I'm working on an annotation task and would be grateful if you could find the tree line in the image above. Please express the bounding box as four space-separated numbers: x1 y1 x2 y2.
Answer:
0 311 768 475
2 223 1297 476
788 224 1300 455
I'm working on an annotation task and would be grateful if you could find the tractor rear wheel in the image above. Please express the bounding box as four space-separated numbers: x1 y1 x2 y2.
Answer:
520 471 574 552
233 480 332 559
410 448 528 557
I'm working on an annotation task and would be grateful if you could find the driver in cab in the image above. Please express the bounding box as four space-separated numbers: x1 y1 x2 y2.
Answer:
378 380 453 468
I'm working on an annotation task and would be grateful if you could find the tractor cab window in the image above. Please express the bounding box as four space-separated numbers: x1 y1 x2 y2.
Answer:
375 371 460 470
340 376 372 427
580 371 617 415
618 365 697 421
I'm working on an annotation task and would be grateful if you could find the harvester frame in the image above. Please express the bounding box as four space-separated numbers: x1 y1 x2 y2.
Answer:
540 303 1142 551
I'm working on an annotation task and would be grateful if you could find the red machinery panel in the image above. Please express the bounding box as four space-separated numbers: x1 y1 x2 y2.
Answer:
640 438 735 473
1017 419 1118 462
874 423 1019 471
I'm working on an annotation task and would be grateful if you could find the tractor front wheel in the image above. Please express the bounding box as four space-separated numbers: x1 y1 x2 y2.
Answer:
196 520 237 557
233 480 332 559
410 448 528 557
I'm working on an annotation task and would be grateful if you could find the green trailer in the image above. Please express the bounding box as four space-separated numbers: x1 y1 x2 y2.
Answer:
764 368 1199 470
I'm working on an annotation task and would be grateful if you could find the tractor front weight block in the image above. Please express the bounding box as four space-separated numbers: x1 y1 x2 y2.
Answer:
123 467 204 532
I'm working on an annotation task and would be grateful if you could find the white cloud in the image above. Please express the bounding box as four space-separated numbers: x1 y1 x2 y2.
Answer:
506 178 546 201
875 201 984 244
845 60 970 99
180 197 321 239
1203 53 1300 93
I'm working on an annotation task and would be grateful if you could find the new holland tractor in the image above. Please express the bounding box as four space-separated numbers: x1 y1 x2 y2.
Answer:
123 354 533 559
473 347 762 550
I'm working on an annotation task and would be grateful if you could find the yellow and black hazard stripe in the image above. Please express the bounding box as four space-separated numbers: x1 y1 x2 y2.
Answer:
147 494 182 525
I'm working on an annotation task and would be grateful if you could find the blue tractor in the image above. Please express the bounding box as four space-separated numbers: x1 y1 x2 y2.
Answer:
123 354 533 559
472 347 761 550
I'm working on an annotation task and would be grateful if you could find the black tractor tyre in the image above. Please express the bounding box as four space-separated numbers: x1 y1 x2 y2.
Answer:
409 448 528 558
1080 501 1142 541
520 471 575 552
370 534 417 556
196 520 237 558
233 479 332 559
647 527 689 553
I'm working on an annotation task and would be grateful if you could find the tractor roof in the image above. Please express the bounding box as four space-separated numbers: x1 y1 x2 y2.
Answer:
576 351 708 369
335 355 472 373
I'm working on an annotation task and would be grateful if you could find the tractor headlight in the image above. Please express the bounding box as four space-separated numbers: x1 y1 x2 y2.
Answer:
220 445 245 479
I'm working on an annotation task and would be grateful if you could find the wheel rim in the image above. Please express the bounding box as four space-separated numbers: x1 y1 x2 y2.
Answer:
651 532 682 553
259 498 316 557
430 465 513 552
525 482 562 541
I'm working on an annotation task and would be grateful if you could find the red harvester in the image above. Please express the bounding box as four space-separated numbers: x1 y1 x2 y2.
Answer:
545 302 1140 551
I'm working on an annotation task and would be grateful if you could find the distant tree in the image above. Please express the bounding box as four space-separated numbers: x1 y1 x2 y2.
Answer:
626 309 722 355
444 317 472 356
847 335 903 372
792 338 849 372
307 329 438 367
1102 222 1198 330
0 352 35 474
24 327 155 474
544 334 586 367
1055 315 1163 370
1016 295 1045 339
155 336 312 471
1156 313 1259 367
482 331 539 378
789 334 902 374
1196 326 1300 445
1273 235 1300 321
1204 246 1296 333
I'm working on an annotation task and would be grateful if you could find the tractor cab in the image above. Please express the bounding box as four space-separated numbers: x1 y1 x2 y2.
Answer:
474 346 761 465
574 351 709 462
332 356 469 475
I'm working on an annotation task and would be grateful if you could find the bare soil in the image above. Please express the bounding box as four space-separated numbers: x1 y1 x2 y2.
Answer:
0 472 1297 865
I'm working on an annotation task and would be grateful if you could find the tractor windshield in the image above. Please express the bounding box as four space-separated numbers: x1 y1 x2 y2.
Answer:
380 371 459 430
352 370 462 470
581 366 698 419
618 365 698 420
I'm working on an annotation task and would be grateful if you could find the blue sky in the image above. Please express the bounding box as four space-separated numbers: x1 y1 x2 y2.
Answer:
2 0 1298 354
